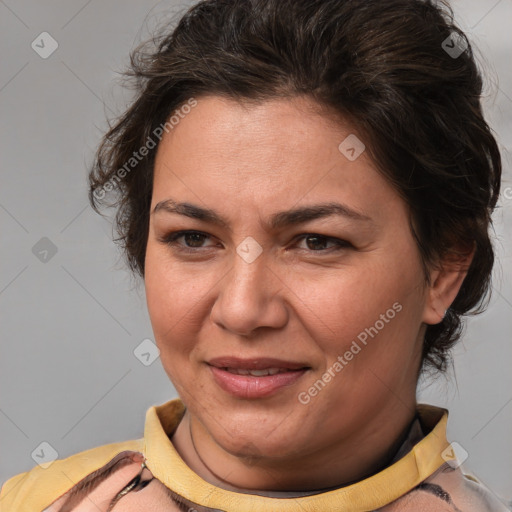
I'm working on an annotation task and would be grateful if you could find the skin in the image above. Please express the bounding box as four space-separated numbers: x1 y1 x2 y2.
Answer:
144 95 470 492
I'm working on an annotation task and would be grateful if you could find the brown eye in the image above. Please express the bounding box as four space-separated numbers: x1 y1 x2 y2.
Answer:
159 230 217 252
294 234 351 253
180 232 208 248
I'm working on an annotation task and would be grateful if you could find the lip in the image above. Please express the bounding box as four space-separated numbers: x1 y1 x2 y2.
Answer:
207 357 310 399
208 357 308 371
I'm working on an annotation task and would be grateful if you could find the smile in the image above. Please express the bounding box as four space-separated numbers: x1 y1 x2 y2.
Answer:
207 358 310 399
224 367 296 376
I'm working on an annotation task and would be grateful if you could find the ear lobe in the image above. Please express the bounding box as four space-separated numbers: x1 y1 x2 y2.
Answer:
422 249 474 325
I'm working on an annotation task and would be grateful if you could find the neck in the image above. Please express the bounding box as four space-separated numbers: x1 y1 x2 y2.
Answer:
171 400 417 493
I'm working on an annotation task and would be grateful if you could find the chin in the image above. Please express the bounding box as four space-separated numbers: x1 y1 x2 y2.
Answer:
205 408 310 461
221 433 300 461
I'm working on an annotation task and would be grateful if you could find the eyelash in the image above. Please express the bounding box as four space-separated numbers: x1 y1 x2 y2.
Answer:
159 230 351 255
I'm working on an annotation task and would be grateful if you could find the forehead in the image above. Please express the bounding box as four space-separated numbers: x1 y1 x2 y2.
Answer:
155 95 357 173
152 95 401 222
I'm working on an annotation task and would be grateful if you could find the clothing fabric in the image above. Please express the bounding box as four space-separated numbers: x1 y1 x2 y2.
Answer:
0 399 508 511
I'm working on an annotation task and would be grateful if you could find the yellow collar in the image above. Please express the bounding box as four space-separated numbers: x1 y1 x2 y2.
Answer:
143 399 453 512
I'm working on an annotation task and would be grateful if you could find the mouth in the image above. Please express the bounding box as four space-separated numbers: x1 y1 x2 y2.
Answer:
208 357 309 371
222 367 299 376
207 357 310 399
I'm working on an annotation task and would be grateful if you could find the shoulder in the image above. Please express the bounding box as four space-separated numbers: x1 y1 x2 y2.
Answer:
451 470 512 512
381 462 511 512
0 438 144 512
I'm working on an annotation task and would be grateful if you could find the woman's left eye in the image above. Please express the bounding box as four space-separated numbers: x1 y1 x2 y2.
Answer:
159 230 350 254
293 234 350 252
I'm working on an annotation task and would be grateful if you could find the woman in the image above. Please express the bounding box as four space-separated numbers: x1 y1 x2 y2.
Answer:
1 0 509 510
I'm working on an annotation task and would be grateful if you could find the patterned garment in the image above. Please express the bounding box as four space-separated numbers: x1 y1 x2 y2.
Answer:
1 399 509 511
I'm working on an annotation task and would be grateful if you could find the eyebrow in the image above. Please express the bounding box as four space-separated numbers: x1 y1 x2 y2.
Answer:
152 199 372 230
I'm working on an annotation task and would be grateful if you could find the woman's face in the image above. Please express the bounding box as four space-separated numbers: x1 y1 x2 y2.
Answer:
145 95 433 462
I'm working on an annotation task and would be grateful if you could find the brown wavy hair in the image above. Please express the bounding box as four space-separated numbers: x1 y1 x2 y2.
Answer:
89 0 501 373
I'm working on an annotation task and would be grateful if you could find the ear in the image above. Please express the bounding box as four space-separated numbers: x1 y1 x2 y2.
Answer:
422 247 475 325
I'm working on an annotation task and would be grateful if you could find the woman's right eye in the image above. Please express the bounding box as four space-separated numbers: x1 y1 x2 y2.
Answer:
159 230 217 253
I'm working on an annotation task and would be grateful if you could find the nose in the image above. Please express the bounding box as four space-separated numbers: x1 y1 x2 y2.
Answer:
209 248 288 337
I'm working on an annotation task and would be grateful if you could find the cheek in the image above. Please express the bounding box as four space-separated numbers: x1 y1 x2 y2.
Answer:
144 251 200 390
144 245 192 349
144 243 220 363
145 248 170 327
295 258 426 414
292 257 423 352
294 266 424 421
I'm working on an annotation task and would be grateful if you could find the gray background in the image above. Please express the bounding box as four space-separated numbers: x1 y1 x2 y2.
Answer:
1 0 511 504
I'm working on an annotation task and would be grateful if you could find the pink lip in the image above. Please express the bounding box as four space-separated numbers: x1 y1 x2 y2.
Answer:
207 357 310 399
